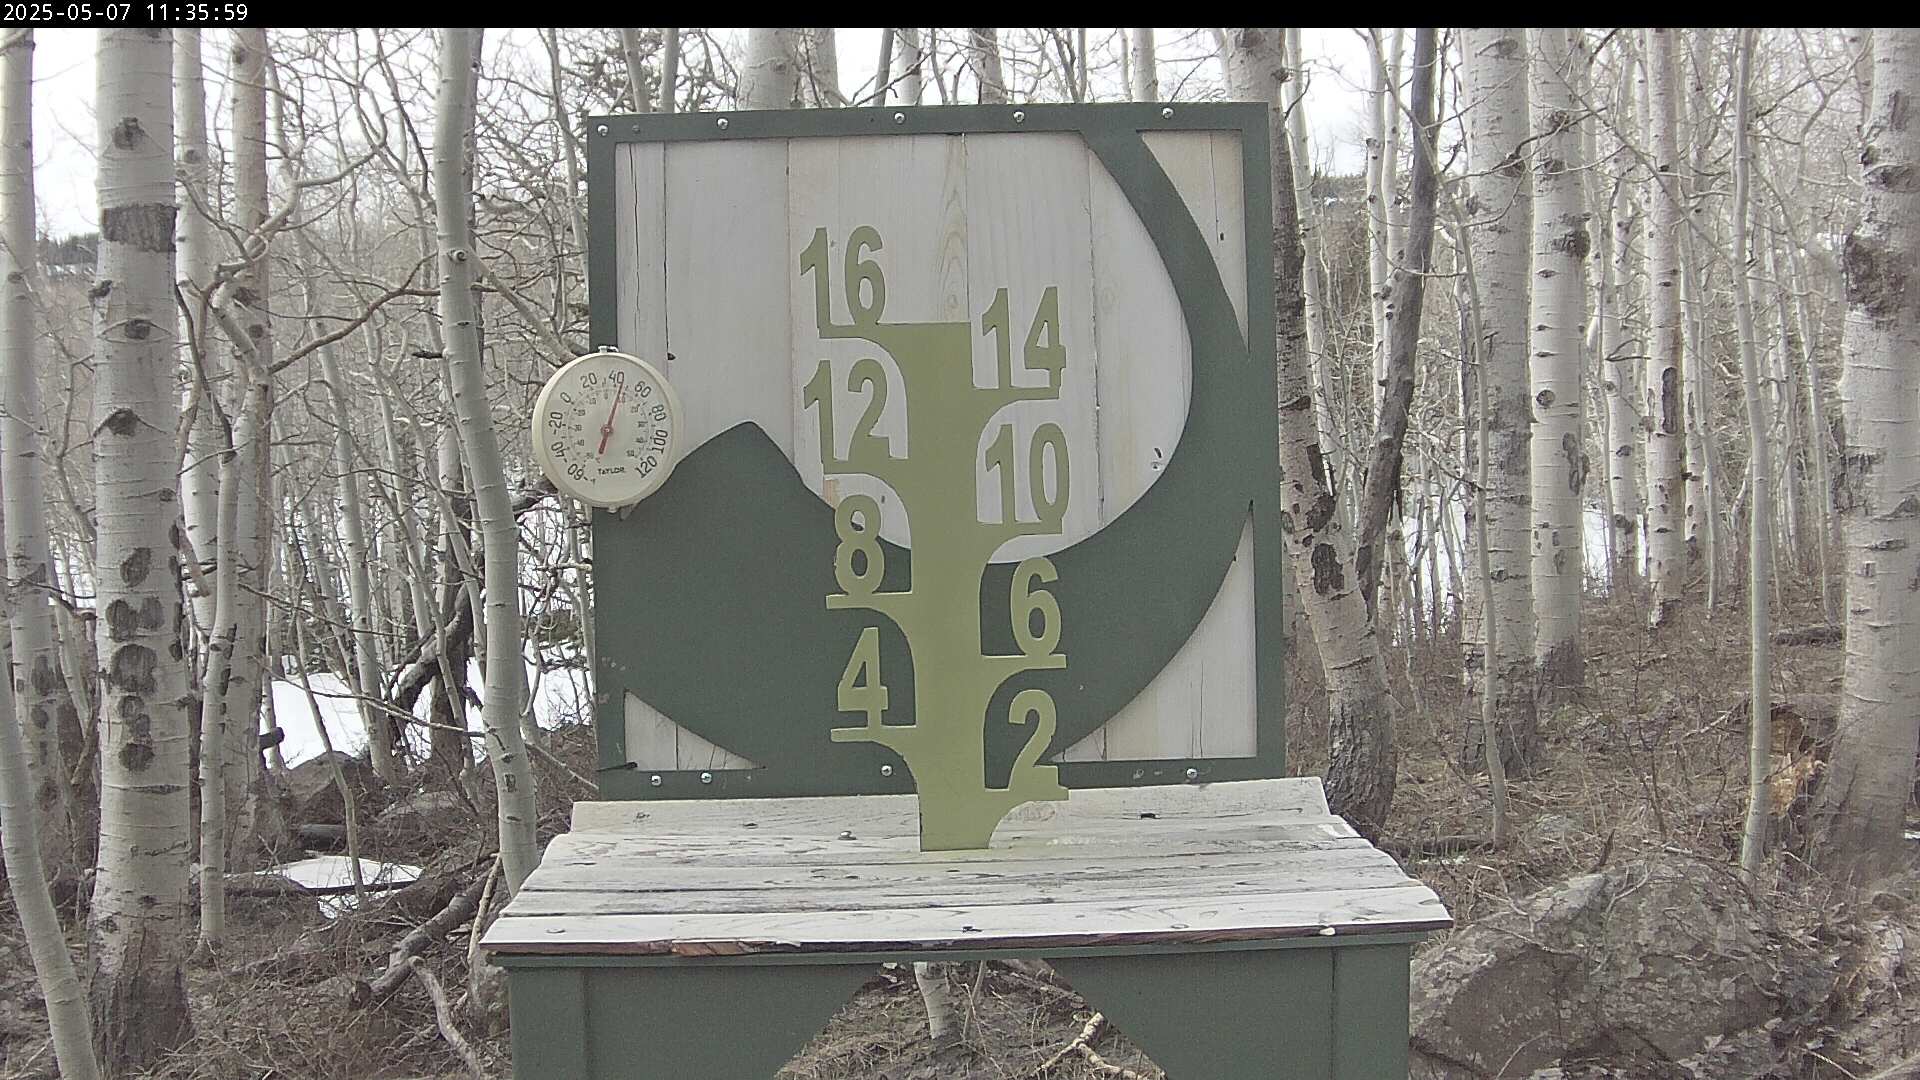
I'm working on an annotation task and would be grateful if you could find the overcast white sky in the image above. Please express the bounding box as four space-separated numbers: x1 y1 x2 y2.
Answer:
26 28 1373 239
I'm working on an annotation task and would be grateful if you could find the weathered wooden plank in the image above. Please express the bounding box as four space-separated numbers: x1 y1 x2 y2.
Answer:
614 142 666 360
622 691 758 771
662 139 793 454
483 882 1450 955
503 857 1420 914
570 776 1330 834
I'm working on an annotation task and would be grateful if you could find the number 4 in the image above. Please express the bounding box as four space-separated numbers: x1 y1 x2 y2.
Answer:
838 626 889 726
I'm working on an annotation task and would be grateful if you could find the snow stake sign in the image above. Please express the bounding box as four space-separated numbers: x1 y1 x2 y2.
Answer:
585 104 1283 850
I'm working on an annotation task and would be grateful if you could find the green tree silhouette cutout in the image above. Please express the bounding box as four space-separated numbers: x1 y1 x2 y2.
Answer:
801 225 1071 850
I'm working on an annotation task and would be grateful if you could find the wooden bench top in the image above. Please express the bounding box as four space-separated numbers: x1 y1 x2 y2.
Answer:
481 778 1451 958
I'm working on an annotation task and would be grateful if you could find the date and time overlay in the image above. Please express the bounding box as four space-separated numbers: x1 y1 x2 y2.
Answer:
2 3 254 26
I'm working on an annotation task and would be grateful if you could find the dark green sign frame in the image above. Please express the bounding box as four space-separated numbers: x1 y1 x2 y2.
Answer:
585 102 1281 802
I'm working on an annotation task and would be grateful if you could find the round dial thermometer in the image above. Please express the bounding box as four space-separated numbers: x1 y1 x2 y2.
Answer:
533 351 684 508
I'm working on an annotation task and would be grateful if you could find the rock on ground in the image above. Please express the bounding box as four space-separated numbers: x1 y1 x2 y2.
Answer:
1409 855 1827 1079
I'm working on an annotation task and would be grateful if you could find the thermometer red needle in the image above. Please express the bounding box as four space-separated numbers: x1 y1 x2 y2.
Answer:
596 381 625 455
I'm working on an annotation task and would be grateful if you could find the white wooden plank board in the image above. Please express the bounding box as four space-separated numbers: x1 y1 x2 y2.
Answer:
1086 136 1190 530
663 139 794 454
787 134 972 547
963 133 1101 563
614 142 666 359
571 777 1330 835
483 884 1451 955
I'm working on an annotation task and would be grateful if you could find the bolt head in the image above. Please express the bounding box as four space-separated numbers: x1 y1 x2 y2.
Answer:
649 774 662 786
893 111 906 124
596 124 609 136
717 117 730 130
1012 110 1026 123
1185 767 1199 780
700 771 713 784
880 764 894 777
1162 106 1174 119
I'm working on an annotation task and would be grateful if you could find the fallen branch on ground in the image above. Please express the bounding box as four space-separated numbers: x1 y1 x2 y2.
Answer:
1033 1012 1148 1079
411 957 488 1080
362 871 490 1002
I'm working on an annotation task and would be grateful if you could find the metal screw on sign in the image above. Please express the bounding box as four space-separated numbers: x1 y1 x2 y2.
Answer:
700 771 713 784
1012 110 1025 123
1185 767 1199 780
1162 107 1174 119
596 124 608 136
893 112 905 124
717 117 730 130
649 774 662 787
880 764 893 777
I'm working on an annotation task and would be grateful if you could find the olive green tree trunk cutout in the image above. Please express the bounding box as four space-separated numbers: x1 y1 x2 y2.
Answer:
804 225 1071 849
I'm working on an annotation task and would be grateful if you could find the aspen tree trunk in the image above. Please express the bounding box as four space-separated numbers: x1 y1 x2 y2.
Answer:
659 28 679 113
898 28 924 105
1283 28 1342 500
198 27 276 950
1642 28 1686 626
2 24 77 893
874 29 893 105
1602 170 1643 583
1231 25 1397 835
174 28 218 639
1730 29 1772 875
1807 27 1920 881
1 38 100 1079
743 29 799 109
1364 32 1393 409
318 331 384 805
89 26 194 1071
1130 28 1156 102
0 573 100 1080
1529 26 1590 700
1790 243 1838 619
618 28 648 113
1680 32 1720 609
968 28 1005 104
437 26 538 894
1356 28 1439 616
1459 27 1538 774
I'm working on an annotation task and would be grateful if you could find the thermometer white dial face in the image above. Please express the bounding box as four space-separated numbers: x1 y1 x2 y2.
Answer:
532 352 684 508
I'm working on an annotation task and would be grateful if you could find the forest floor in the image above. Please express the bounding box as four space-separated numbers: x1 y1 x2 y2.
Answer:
1 576 1916 1079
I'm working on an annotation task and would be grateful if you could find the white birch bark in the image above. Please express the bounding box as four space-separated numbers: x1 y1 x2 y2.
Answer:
897 28 924 105
437 26 538 894
1231 26 1397 834
89 25 194 1068
0 30 97 1080
660 28 680 113
174 28 218 639
742 29 798 109
1460 27 1537 772
1364 32 1392 408
1283 28 1346 522
1642 28 1686 625
1730 29 1772 875
1808 26 1920 880
2 23 77 891
968 28 1005 104
1602 167 1643 581
618 28 648 113
1529 26 1589 699
0 592 99 1080
1130 28 1156 102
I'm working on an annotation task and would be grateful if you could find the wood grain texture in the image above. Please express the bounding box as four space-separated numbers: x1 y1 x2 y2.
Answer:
663 140 794 453
613 142 666 359
486 779 1448 956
